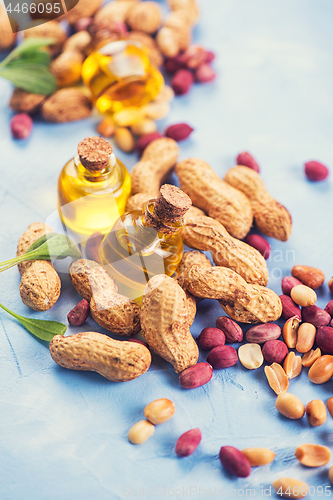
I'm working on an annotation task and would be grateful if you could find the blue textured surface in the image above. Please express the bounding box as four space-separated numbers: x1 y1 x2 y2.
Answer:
1 1 333 498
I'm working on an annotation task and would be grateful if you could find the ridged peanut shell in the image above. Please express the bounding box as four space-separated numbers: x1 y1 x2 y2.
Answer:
16 222 53 275
126 193 153 212
176 158 253 239
19 261 61 311
175 250 212 289
184 265 282 323
182 216 268 285
140 275 199 373
131 138 179 195
90 292 141 336
224 166 292 241
69 259 118 302
49 332 151 382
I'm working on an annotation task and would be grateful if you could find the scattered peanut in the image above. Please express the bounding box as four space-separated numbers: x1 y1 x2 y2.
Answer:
175 428 202 457
296 323 316 353
301 348 321 368
275 393 305 419
305 161 329 182
308 355 333 384
179 362 213 389
176 159 253 240
206 345 238 369
279 295 301 320
42 88 92 123
302 305 331 327
131 119 157 136
197 327 225 350
144 398 175 425
126 2 161 34
49 332 151 382
113 107 144 127
272 478 309 499
327 397 333 418
281 276 303 296
305 400 327 427
265 363 289 395
67 299 90 326
238 343 263 370
236 151 260 173
219 446 251 478
96 117 116 138
316 326 333 354
291 265 325 290
283 352 302 379
50 51 84 87
246 323 281 343
241 448 276 466
10 113 33 140
290 285 317 307
215 316 243 343
262 340 288 364
128 420 155 445
114 127 135 153
282 316 300 348
142 101 171 120
243 234 270 260
295 444 331 467
136 132 163 156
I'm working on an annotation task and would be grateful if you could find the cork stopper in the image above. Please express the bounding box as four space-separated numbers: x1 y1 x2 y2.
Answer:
154 184 192 222
143 185 192 234
77 136 113 171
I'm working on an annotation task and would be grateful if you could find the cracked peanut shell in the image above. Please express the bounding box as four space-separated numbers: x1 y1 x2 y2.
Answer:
182 216 268 285
176 158 253 239
141 275 199 373
49 331 151 382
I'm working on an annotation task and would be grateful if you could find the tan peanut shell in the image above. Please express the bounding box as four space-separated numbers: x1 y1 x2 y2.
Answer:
16 222 53 275
90 292 141 336
184 265 282 323
241 448 276 466
126 2 161 34
176 158 253 239
140 275 199 373
175 250 212 289
182 216 268 285
183 206 206 222
126 193 153 212
49 332 151 382
19 260 61 312
184 289 197 327
69 259 118 302
295 444 331 467
224 166 292 241
131 138 179 195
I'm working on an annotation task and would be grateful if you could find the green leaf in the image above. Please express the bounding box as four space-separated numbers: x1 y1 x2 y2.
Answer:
0 302 66 342
0 233 81 273
8 50 51 67
0 38 56 67
0 65 56 95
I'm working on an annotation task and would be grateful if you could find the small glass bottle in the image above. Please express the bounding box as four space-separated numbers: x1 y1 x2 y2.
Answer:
58 136 131 239
99 185 192 303
81 32 164 114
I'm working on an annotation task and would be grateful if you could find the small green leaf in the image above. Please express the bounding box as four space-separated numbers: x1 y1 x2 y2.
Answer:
0 65 56 95
8 50 51 67
0 302 66 342
0 38 56 67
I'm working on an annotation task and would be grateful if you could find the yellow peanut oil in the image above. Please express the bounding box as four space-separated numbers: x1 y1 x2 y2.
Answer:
99 202 184 303
58 154 131 239
81 39 164 114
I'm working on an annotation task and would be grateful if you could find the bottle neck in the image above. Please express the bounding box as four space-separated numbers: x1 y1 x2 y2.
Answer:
74 153 117 183
142 200 184 235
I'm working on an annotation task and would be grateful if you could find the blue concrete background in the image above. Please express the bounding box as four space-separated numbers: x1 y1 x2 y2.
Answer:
0 0 333 498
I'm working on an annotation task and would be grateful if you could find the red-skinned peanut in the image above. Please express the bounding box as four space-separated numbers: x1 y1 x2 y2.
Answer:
243 234 271 259
281 276 303 296
304 161 329 181
206 345 238 369
279 295 301 320
175 428 202 457
197 327 225 350
179 362 213 389
236 151 260 173
219 446 251 478
302 305 331 327
216 316 243 343
262 340 288 364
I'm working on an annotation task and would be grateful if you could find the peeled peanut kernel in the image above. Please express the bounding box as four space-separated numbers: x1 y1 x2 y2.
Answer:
113 107 144 127
275 393 305 419
241 448 276 466
282 316 300 348
272 477 309 499
305 400 327 426
96 116 115 138
295 444 331 467
238 343 263 370
128 420 155 444
144 398 175 425
142 101 171 120
155 85 175 102
329 465 333 486
296 323 316 353
264 363 289 394
283 352 302 379
291 284 317 307
114 127 135 153
302 348 321 368
327 397 333 418
308 355 333 384
130 119 157 136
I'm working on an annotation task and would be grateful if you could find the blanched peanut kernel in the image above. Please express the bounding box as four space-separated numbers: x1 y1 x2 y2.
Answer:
275 393 305 419
302 348 321 368
144 398 175 425
282 316 300 348
114 127 135 153
272 477 309 499
155 85 175 102
131 119 157 136
305 400 327 427
308 355 333 384
128 420 155 444
295 444 331 467
291 284 317 307
113 107 144 127
283 352 302 379
142 101 171 120
238 343 263 370
296 323 316 353
264 363 289 394
241 448 276 466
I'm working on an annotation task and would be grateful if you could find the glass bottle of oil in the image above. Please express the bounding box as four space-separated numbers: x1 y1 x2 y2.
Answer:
99 185 192 303
81 33 164 114
58 136 131 240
